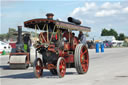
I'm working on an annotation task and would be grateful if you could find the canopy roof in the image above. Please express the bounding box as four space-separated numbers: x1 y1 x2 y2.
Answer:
24 18 91 32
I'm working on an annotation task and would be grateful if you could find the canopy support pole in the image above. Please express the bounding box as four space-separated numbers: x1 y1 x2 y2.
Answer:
49 25 56 43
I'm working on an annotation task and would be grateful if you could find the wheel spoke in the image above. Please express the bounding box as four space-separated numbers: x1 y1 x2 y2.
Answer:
85 59 88 63
60 65 62 70
81 61 86 64
82 59 88 64
61 68 65 76
81 50 87 58
82 64 88 71
36 65 40 70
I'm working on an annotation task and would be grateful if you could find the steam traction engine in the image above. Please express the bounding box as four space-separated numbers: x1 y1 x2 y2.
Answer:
24 13 91 78
9 26 30 69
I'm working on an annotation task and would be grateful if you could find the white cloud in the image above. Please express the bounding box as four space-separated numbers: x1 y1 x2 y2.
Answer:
95 2 122 17
101 2 110 8
123 7 128 13
95 10 119 17
101 2 122 9
71 2 128 17
71 8 80 16
71 2 124 17
71 2 96 16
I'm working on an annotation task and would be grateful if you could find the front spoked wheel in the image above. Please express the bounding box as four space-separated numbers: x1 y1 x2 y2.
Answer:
33 58 43 78
57 57 66 78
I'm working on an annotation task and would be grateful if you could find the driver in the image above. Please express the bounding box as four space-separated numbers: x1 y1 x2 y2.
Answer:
78 31 86 45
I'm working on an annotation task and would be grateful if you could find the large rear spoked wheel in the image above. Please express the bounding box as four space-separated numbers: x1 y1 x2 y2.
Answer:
74 44 89 74
57 57 66 78
33 58 43 78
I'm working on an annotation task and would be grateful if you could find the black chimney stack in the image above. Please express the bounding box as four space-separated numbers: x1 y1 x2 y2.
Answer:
46 13 54 20
17 26 22 44
16 26 24 52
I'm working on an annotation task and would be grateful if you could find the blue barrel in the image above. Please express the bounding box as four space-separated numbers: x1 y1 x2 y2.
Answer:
96 43 99 53
101 43 104 53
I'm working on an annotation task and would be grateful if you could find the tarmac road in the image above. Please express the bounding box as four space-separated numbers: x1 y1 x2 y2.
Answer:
0 47 128 85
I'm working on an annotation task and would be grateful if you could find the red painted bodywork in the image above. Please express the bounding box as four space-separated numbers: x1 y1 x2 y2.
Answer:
9 43 16 48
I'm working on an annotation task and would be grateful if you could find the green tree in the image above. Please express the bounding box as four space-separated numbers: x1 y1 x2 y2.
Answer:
101 28 118 39
0 28 16 41
7 28 16 40
109 29 118 39
101 28 109 36
0 34 7 40
118 33 125 40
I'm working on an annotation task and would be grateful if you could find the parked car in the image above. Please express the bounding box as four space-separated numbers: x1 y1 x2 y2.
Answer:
0 41 12 54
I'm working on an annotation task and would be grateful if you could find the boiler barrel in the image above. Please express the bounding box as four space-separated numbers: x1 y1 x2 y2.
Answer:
68 17 81 25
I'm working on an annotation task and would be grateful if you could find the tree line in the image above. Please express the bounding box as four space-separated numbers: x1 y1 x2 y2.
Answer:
0 28 37 41
0 28 17 41
101 28 125 40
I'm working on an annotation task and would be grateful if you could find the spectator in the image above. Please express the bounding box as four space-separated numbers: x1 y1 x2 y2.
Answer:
23 34 31 52
78 31 86 45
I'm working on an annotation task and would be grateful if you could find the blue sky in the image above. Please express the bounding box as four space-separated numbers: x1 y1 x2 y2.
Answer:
1 0 128 37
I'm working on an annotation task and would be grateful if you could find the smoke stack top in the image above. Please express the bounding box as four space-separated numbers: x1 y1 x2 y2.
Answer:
46 13 54 20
